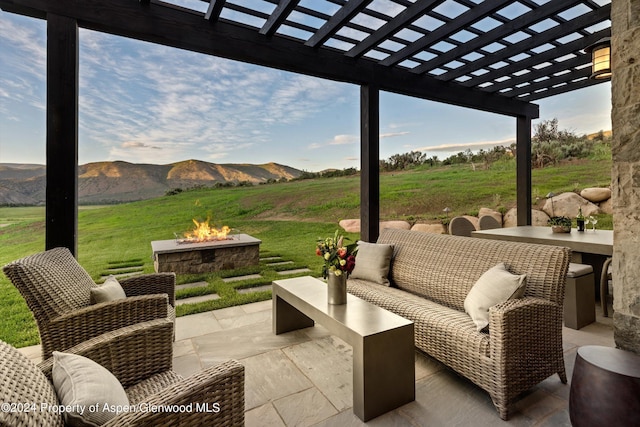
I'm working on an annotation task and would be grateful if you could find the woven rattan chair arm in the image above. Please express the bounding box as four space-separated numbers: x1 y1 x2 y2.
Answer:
39 319 174 386
104 360 245 427
489 297 562 358
120 273 176 306
42 295 170 358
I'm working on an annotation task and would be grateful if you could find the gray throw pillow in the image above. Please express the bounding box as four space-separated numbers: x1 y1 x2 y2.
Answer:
90 276 126 304
464 262 527 331
349 241 394 286
52 351 129 427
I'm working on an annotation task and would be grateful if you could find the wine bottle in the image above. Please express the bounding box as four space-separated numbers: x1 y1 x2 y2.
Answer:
576 207 585 232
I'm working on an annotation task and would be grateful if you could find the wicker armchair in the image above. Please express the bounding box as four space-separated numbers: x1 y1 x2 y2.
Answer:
2 247 176 359
0 319 244 426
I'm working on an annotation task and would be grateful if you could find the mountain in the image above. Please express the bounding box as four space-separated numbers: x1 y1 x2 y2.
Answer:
0 160 303 205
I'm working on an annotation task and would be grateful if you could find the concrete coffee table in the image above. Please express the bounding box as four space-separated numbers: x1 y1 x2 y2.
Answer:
272 276 415 421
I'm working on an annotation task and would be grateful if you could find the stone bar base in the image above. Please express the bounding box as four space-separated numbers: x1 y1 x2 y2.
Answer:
152 234 261 274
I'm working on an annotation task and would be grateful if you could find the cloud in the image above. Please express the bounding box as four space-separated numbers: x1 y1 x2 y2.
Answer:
419 138 515 152
380 131 410 139
121 141 162 150
69 28 349 163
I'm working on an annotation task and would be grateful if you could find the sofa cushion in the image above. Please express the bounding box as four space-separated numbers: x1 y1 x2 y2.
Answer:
464 263 527 331
52 351 129 426
347 279 490 358
90 276 126 304
350 241 394 286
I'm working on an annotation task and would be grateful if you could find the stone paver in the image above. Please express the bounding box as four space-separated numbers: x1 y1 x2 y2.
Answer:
222 274 263 283
266 261 294 266
237 284 272 294
245 404 286 427
175 293 220 306
277 268 312 275
175 281 209 291
175 311 222 340
273 387 338 427
260 257 283 262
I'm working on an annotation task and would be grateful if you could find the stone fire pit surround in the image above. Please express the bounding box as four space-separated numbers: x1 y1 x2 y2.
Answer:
151 234 261 274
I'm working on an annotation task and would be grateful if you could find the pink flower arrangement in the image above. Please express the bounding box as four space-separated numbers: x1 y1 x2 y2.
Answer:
316 230 358 278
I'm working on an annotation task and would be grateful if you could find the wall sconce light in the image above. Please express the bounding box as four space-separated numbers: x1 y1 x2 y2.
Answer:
585 37 612 80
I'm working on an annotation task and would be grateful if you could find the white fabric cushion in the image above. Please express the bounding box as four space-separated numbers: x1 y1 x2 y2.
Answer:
52 351 129 427
90 276 126 304
464 263 527 331
349 241 394 286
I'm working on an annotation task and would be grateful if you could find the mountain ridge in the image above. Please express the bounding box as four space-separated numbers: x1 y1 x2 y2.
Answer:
0 160 303 205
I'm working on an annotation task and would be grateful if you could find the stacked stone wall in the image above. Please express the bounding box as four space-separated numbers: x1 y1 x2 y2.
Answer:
611 0 640 353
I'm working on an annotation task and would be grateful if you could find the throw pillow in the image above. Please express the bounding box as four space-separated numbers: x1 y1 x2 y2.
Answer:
52 351 129 427
464 262 527 331
349 241 394 286
90 276 126 304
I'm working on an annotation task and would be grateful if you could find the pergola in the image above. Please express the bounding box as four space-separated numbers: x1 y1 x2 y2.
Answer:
0 0 611 255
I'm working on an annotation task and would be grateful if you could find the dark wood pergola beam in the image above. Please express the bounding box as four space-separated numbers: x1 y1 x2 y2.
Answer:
259 0 300 37
462 29 610 90
346 0 445 59
437 5 611 81
305 0 373 48
521 76 601 102
409 0 589 75
381 0 512 67
205 0 225 22
45 13 78 255
0 0 538 118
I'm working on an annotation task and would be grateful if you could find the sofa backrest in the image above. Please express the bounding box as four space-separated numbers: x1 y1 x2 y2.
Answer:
377 228 570 311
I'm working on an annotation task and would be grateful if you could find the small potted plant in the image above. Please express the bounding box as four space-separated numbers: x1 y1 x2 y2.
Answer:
548 216 572 233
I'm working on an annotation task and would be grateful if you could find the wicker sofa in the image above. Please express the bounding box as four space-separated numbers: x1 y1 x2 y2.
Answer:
0 319 244 426
3 247 176 359
347 228 571 420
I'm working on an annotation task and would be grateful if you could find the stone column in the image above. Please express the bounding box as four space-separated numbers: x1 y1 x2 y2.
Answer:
611 0 640 353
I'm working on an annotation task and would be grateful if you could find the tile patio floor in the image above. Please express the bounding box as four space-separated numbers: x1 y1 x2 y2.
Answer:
18 300 614 426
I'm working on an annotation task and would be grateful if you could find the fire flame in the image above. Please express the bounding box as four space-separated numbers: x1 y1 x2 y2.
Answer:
182 218 231 243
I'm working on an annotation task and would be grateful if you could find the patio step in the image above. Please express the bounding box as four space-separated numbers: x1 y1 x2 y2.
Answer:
176 293 220 306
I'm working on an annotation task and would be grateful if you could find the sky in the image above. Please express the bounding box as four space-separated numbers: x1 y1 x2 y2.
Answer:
0 8 612 173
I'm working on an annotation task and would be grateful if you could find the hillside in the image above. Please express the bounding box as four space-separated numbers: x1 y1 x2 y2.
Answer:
0 160 302 205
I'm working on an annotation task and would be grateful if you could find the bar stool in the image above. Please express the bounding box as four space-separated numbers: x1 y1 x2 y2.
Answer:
564 263 595 329
600 257 613 317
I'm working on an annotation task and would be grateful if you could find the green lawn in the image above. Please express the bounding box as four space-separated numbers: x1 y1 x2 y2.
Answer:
0 155 612 347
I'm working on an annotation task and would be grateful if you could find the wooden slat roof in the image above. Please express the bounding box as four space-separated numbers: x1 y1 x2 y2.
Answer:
0 0 611 117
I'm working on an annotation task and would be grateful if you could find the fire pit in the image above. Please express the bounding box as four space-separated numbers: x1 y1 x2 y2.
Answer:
151 218 261 274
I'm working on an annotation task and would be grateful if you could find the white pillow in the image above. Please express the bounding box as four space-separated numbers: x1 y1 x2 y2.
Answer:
464 263 527 331
52 351 129 427
90 276 126 304
349 241 394 286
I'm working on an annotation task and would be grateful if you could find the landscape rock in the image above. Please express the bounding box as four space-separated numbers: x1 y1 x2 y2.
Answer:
599 197 613 214
542 192 600 218
411 223 446 234
503 208 550 227
580 187 611 203
339 219 360 233
478 207 503 225
380 221 411 231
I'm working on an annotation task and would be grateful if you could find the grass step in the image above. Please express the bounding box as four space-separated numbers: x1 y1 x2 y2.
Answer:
277 268 312 275
175 281 209 291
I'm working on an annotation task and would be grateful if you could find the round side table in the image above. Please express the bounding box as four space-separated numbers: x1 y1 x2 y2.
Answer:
569 345 640 426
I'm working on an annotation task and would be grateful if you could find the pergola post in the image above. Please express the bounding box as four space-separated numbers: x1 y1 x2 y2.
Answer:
46 14 79 256
360 85 380 243
516 115 532 226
